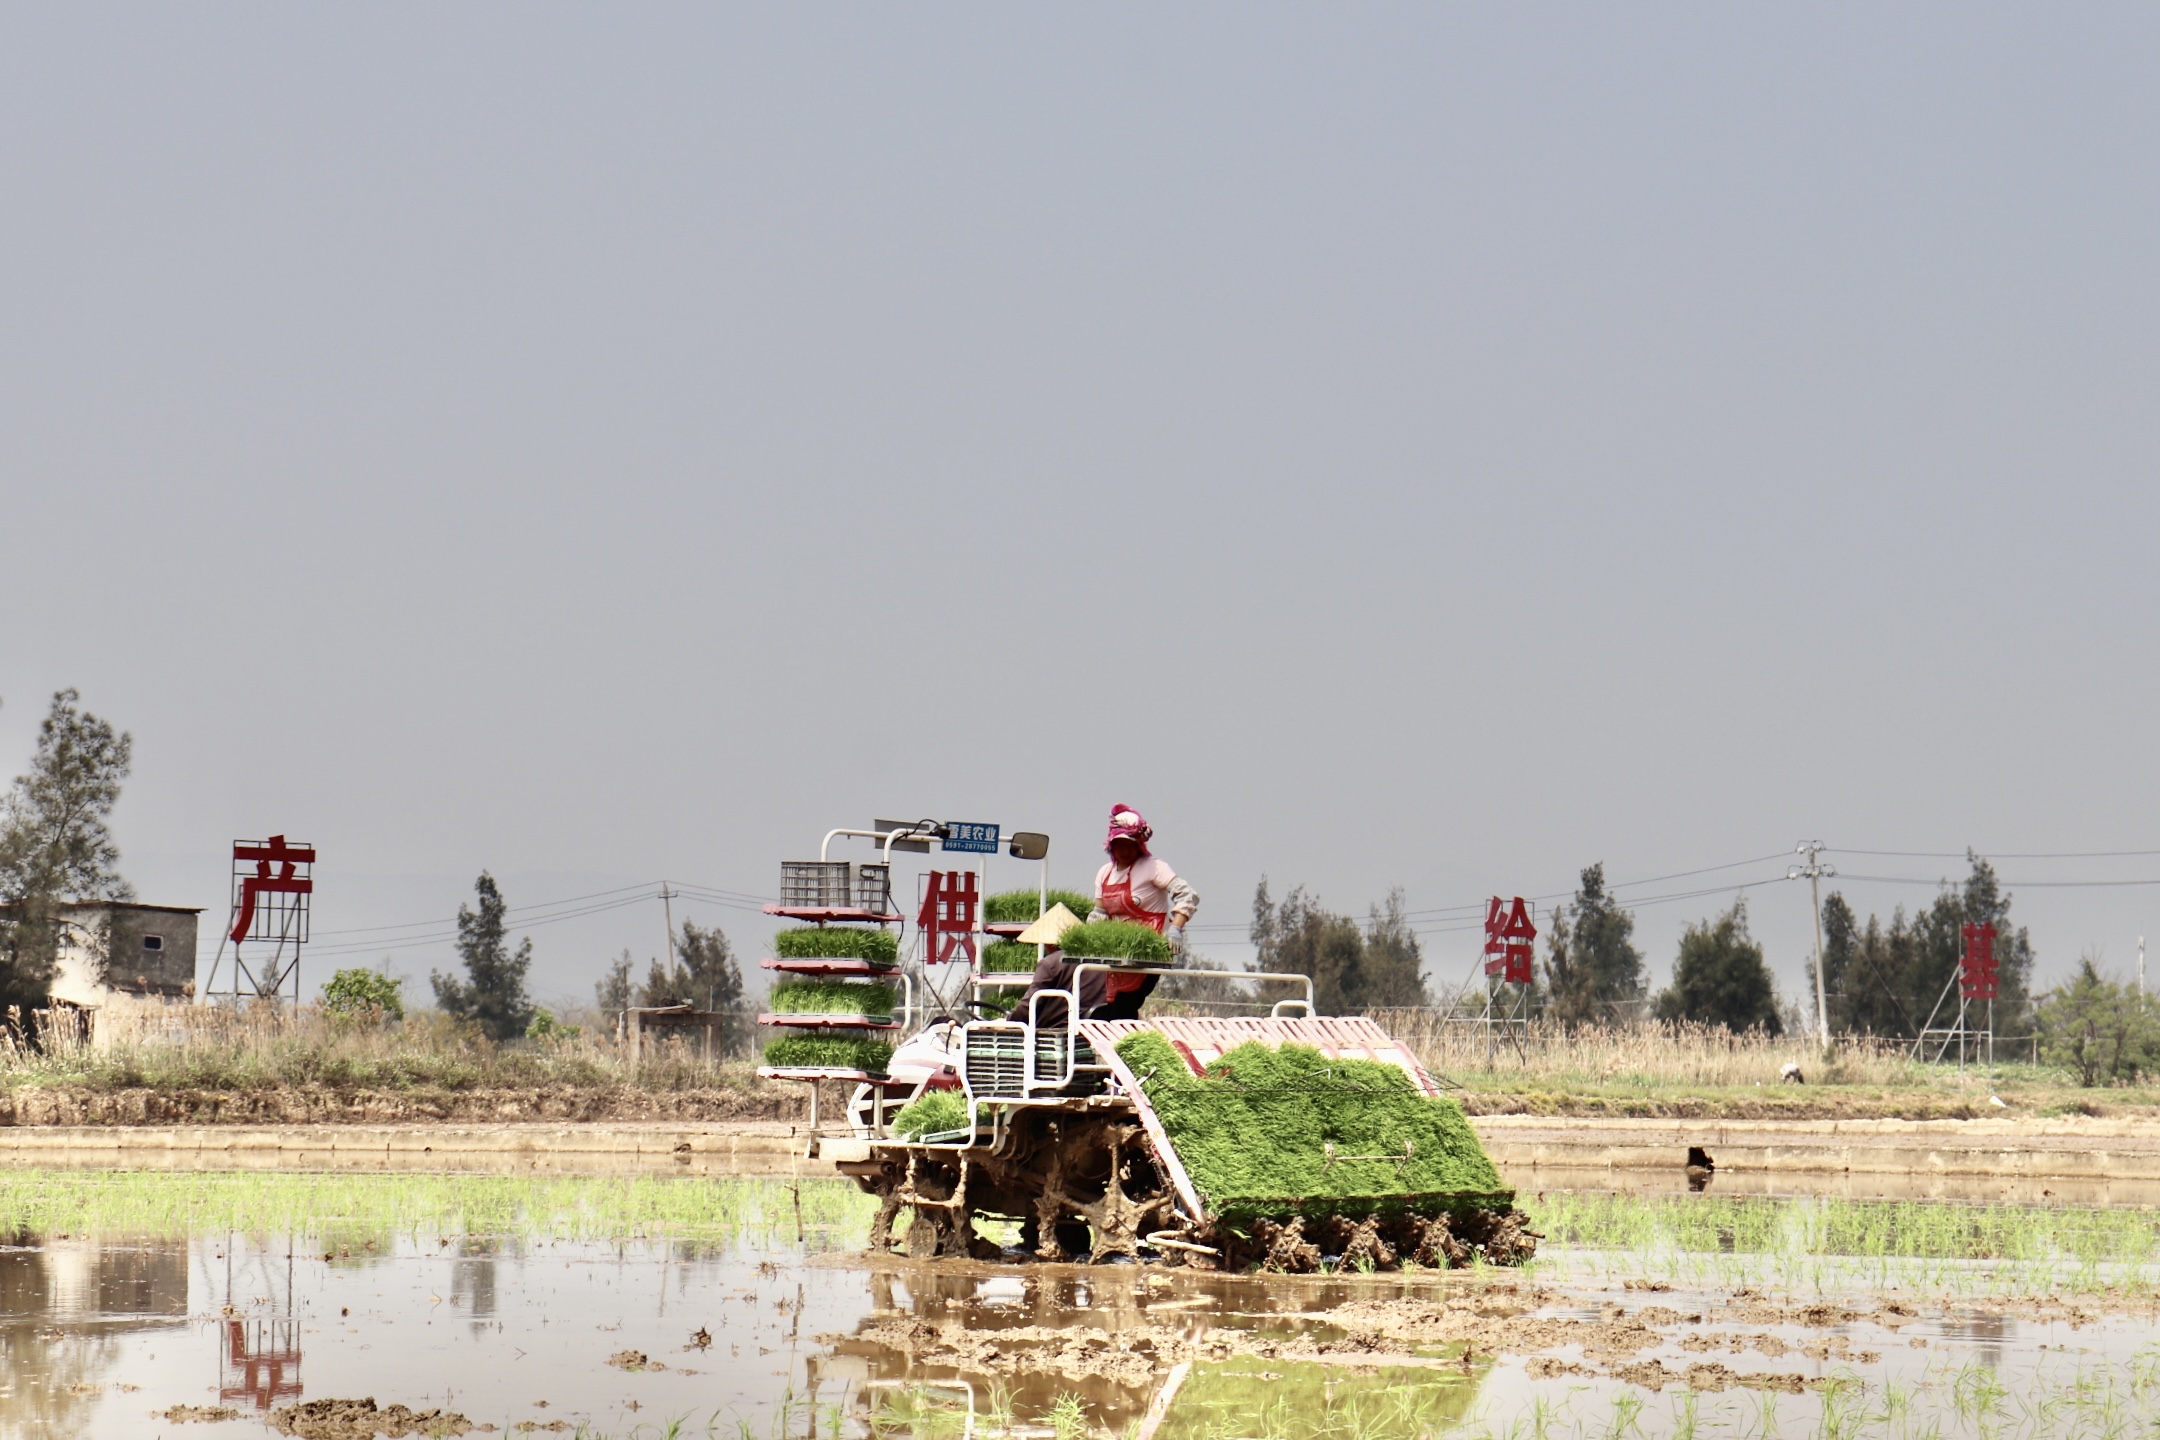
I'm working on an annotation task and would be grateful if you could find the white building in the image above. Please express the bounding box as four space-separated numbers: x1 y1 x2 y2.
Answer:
45 901 202 1044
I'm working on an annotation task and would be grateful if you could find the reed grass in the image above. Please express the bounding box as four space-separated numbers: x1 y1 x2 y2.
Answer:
0 1004 766 1093
1368 1013 2149 1107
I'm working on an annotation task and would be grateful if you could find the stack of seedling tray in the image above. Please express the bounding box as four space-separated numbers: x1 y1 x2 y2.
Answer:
757 864 906 1083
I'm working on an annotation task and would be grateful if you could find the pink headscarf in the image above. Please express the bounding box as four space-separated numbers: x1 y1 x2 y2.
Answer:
1105 804 1152 857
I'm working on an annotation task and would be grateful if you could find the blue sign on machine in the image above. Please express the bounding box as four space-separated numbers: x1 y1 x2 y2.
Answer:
942 822 1001 854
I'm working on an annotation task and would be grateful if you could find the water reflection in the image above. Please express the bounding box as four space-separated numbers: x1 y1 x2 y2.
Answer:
0 1240 187 1437
814 1260 1492 1439
450 1238 500 1326
210 1239 303 1411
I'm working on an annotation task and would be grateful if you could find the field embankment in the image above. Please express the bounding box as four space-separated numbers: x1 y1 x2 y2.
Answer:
7 1006 2160 1128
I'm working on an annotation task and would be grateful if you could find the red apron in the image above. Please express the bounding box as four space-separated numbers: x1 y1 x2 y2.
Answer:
1098 871 1169 999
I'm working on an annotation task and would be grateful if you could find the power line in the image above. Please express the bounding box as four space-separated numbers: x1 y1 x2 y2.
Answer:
1837 847 2160 860
308 881 663 938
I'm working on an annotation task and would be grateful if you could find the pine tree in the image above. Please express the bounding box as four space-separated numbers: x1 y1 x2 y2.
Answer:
1360 889 1430 1008
1810 855 2035 1038
1251 879 1427 1014
431 872 535 1040
677 920 747 1051
595 950 634 1016
1542 864 1644 1028
0 690 134 1017
1656 900 1780 1033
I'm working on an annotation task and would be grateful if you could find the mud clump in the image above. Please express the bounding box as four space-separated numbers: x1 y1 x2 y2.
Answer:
162 1405 242 1423
268 1397 473 1438
606 1349 666 1371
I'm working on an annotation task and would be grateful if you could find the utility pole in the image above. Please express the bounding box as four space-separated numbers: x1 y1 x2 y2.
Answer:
1789 841 1836 1048
2141 935 2147 998
660 881 678 970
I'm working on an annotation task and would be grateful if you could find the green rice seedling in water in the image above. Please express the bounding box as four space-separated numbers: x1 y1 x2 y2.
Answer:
1047 1393 1089 1440
1057 920 1174 964
984 888 1097 924
0 1170 880 1248
892 1089 970 1140
1667 1391 1698 1440
872 1386 969 1440
761 1034 893 1071
767 979 897 1017
772 927 900 964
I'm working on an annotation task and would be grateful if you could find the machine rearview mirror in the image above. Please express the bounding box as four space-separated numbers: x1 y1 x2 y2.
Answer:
1007 831 1050 861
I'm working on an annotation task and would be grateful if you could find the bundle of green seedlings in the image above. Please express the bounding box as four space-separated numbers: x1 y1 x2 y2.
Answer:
982 888 1097 924
891 1087 972 1140
981 940 1041 974
1056 918 1175 964
767 979 897 1018
1116 1032 1505 1220
771 926 900 965
761 1034 894 1072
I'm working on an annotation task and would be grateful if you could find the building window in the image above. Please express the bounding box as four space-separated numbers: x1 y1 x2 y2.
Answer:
142 935 164 952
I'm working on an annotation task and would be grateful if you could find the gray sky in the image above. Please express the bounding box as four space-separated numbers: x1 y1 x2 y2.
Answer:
4 6 2158 1013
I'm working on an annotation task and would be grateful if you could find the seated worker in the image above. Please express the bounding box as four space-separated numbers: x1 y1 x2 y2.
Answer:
1017 805 1200 1025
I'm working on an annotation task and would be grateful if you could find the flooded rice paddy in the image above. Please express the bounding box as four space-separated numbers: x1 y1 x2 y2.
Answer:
3 1171 2160 1439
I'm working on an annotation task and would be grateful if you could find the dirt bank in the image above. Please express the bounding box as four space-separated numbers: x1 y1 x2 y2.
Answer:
0 1083 802 1127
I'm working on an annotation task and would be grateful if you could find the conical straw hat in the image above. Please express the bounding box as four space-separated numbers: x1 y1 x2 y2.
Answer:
1014 902 1083 947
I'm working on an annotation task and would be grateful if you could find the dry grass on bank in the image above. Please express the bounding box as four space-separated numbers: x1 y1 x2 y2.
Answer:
1369 1010 2160 1116
10 1001 2158 1123
1374 1012 1870 1088
0 1005 761 1097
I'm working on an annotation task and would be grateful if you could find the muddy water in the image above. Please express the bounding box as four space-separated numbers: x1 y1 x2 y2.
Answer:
4 1174 2160 1439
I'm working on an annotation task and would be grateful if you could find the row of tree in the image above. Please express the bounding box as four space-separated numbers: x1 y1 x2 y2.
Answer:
1243 854 2037 1040
1531 855 2036 1036
0 690 2081 1058
423 872 749 1043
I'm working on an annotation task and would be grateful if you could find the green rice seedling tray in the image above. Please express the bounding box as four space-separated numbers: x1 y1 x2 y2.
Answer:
773 926 902 964
981 940 1040 974
1057 919 1175 965
761 1034 894 1072
983 888 1098 924
1101 1026 1509 1225
769 978 898 1016
761 956 897 977
891 1088 971 1141
757 1012 899 1030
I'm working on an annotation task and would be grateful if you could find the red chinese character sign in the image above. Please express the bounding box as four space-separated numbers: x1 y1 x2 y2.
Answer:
918 870 979 965
1960 921 1998 1000
1484 896 1537 985
207 836 315 1005
230 836 315 944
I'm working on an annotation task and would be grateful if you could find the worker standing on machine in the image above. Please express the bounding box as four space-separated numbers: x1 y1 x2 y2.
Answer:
1016 805 1200 1026
1088 804 1198 1019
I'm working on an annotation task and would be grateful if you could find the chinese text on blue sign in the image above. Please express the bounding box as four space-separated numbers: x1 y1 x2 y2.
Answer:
941 822 1001 854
